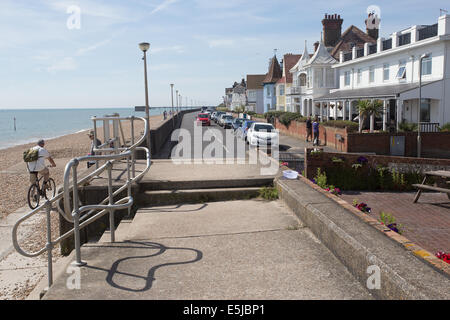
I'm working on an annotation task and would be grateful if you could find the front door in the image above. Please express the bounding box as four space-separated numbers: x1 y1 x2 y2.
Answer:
388 99 396 133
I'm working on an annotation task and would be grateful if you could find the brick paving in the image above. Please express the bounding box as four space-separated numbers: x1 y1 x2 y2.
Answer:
340 191 450 254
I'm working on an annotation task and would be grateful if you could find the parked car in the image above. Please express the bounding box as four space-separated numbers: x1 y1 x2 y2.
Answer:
247 122 278 147
219 114 234 128
214 112 225 123
232 118 245 131
237 120 255 141
211 111 217 120
196 113 211 126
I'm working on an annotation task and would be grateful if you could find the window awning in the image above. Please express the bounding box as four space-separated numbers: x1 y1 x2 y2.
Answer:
315 80 441 101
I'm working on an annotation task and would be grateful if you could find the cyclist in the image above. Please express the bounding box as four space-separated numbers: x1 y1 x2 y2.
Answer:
87 130 102 168
27 139 56 191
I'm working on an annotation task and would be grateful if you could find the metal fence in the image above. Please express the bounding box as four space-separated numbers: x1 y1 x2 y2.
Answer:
279 152 304 173
418 24 438 41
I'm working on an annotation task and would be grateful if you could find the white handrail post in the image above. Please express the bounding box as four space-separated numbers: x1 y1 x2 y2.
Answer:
127 156 131 217
107 161 115 242
131 117 136 178
45 201 53 287
93 117 99 170
72 160 86 266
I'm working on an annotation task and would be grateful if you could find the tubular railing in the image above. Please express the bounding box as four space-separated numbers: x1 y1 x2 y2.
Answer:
12 116 151 289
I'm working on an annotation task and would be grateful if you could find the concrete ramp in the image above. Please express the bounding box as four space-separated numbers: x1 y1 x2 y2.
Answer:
43 200 372 300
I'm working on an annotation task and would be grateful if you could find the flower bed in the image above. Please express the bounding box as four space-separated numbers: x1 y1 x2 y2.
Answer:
435 251 450 264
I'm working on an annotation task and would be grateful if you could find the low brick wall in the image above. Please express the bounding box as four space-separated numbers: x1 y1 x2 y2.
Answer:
304 148 450 180
271 118 450 158
347 132 450 158
274 119 349 151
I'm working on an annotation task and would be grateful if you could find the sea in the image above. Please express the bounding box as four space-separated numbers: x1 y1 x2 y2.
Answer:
0 107 192 150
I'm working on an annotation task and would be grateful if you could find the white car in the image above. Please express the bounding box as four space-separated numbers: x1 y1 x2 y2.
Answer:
247 122 278 147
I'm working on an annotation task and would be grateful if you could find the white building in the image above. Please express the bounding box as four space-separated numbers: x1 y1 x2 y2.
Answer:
227 79 247 111
288 40 338 117
316 14 450 131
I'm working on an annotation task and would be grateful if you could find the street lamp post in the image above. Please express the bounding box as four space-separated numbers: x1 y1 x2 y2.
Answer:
139 42 151 150
418 53 430 158
170 84 175 126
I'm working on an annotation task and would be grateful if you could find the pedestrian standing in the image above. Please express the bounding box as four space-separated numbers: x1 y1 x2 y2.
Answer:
306 116 312 142
312 117 320 146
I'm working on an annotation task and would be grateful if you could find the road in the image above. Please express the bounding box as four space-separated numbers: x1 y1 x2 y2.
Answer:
170 111 310 172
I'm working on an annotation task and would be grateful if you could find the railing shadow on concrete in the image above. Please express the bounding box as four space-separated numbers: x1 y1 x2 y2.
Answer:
82 240 203 293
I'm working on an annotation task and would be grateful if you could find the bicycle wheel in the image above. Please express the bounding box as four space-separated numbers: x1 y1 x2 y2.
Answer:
27 184 40 209
44 178 56 200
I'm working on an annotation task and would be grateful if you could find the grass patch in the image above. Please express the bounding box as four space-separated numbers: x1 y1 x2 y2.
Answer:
258 186 279 201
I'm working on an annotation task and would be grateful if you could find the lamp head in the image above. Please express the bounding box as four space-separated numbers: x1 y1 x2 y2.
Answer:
420 53 430 59
139 42 150 52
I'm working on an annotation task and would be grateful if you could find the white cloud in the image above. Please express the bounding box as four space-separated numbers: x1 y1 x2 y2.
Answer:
76 38 112 56
150 0 178 15
47 57 77 72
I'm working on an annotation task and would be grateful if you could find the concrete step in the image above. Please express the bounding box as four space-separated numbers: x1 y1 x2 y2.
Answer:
136 187 261 206
138 177 273 191
98 217 134 243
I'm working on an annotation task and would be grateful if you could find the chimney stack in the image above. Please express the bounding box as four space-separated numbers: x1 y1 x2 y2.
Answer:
322 13 344 47
365 13 380 40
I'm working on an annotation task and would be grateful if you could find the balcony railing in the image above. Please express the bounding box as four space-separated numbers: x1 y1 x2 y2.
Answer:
368 43 377 55
287 86 306 95
338 20 440 64
398 33 411 46
420 122 440 133
356 48 364 58
382 38 392 51
343 52 352 62
418 24 438 41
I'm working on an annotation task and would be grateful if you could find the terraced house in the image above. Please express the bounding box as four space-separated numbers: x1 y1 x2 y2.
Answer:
316 13 450 132
276 53 302 112
246 74 265 114
262 54 282 113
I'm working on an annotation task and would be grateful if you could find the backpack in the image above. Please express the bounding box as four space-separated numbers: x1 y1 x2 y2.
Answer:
23 148 39 162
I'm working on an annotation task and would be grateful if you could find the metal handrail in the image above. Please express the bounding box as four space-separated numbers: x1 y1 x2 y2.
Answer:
12 116 151 289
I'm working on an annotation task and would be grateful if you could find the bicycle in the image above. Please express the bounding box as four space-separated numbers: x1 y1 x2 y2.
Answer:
27 167 56 209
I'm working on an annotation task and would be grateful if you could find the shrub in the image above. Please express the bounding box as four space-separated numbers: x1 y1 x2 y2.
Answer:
258 187 278 200
264 111 284 123
278 112 306 127
398 120 417 132
440 123 450 132
322 120 358 132
314 168 327 189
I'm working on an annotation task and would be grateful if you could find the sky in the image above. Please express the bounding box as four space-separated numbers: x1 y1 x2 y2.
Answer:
1 0 449 109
